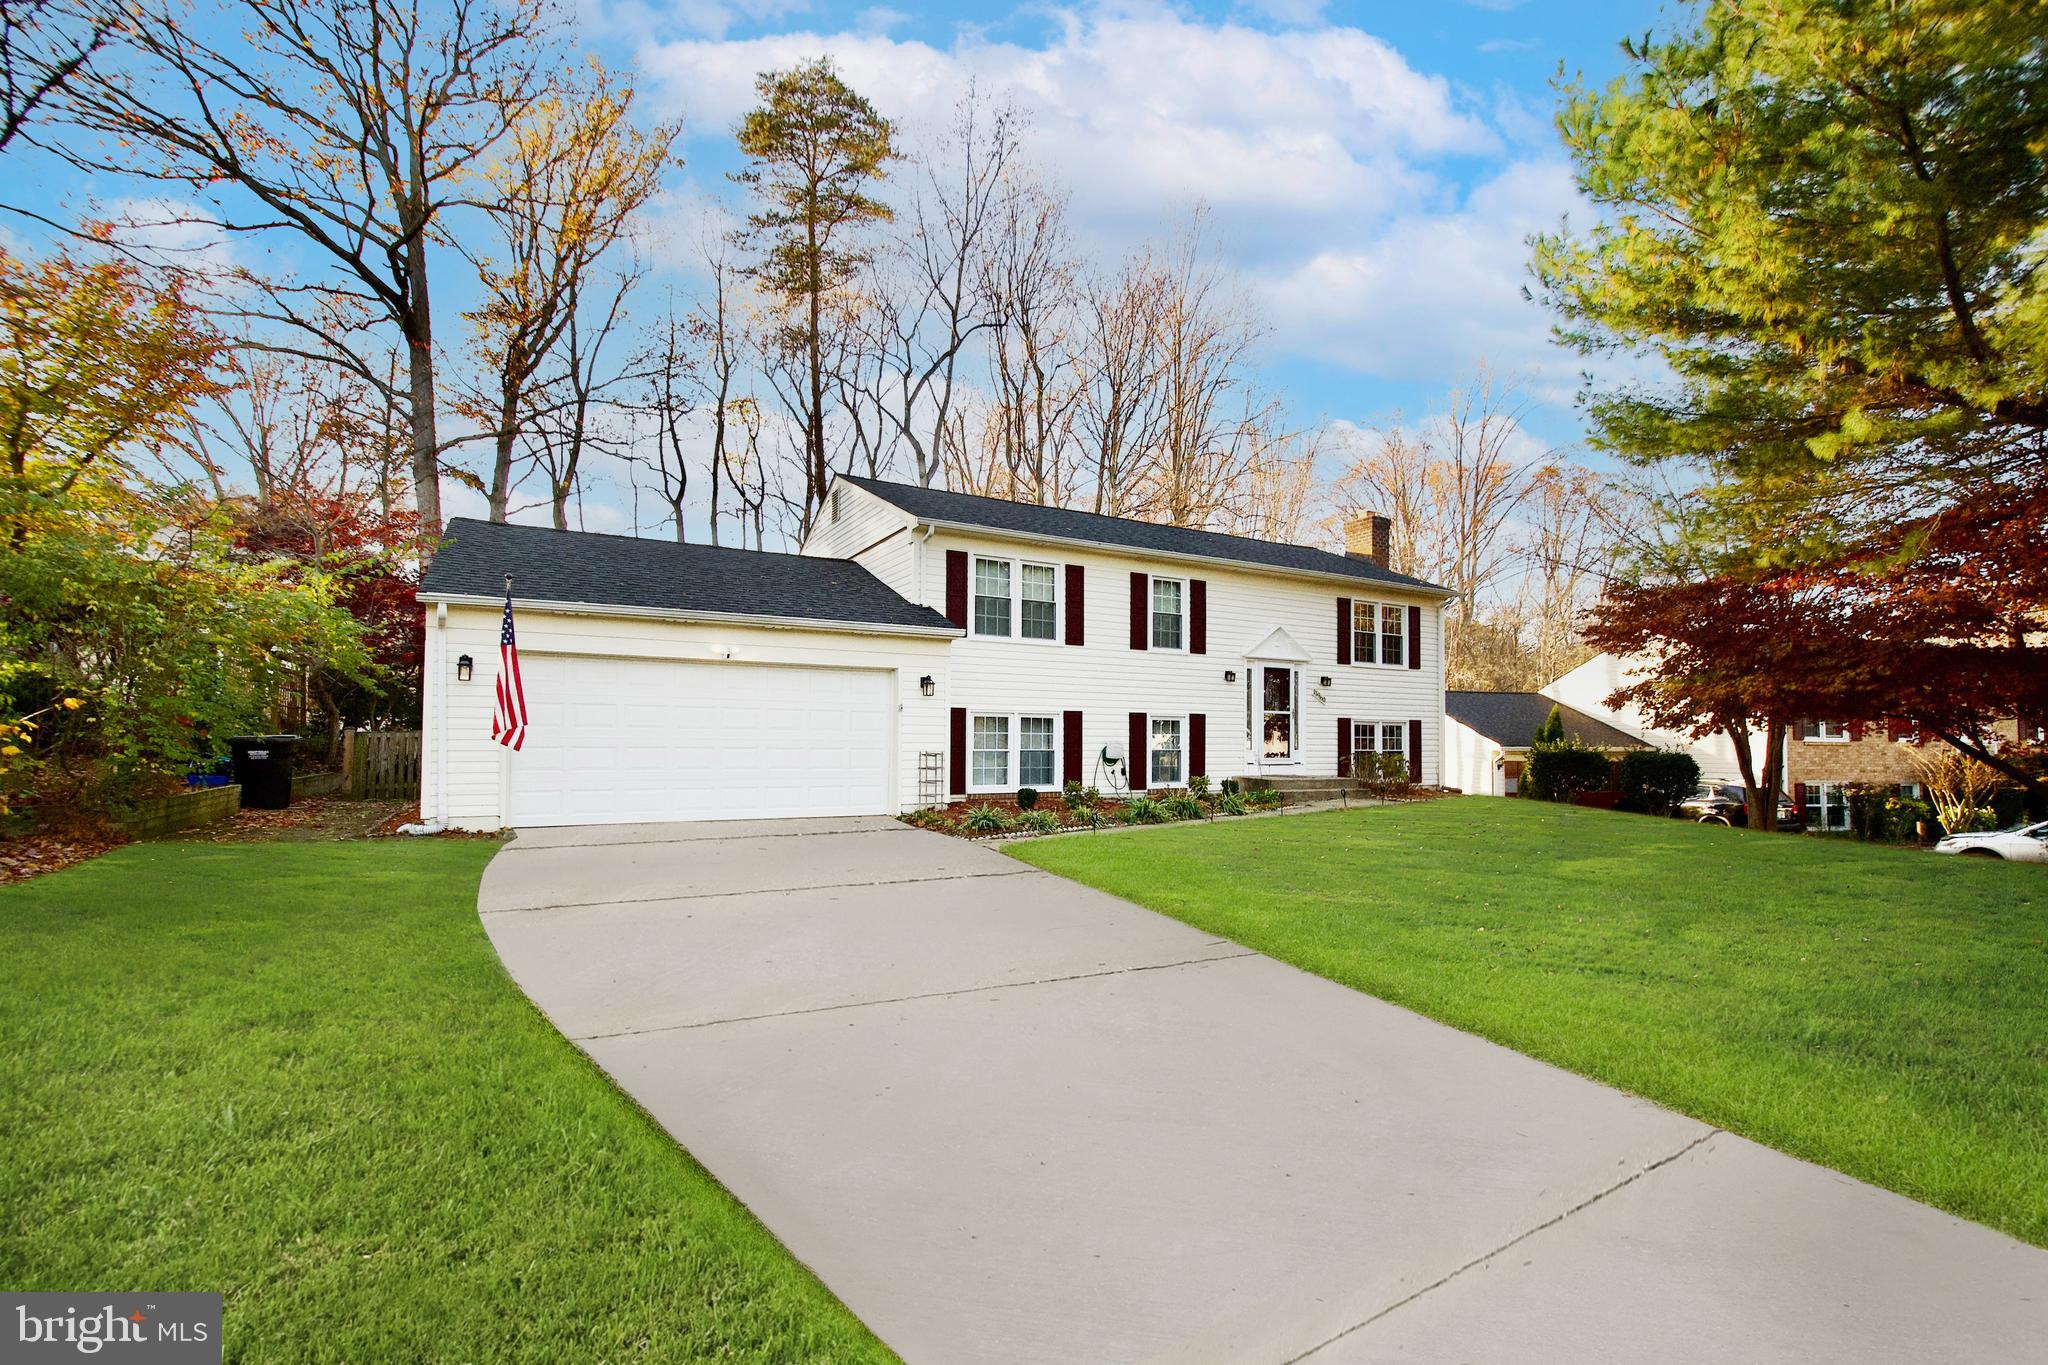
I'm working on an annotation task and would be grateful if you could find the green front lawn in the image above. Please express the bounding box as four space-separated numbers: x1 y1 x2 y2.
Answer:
0 840 891 1364
1011 798 2048 1246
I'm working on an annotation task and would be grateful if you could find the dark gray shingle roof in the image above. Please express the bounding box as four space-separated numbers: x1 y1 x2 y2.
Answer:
1446 692 1647 751
842 475 1451 594
418 518 957 634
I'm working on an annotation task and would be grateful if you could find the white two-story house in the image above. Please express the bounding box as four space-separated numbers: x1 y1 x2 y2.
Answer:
417 475 1450 829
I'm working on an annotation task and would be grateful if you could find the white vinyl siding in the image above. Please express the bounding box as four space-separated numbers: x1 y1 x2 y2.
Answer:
915 531 1445 789
421 604 949 831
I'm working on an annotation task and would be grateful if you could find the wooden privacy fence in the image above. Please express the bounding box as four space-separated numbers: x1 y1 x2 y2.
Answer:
345 730 422 800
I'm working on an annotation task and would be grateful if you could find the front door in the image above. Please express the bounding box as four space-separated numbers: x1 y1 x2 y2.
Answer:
1253 665 1297 765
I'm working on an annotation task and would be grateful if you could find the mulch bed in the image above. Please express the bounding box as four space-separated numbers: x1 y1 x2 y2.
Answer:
175 796 414 844
0 828 131 886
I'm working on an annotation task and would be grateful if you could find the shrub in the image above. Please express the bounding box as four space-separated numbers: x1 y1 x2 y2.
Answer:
1616 750 1701 815
1163 793 1204 820
1219 792 1247 816
1220 778 1240 796
1019 808 1059 834
1081 786 1102 805
1062 779 1084 805
1016 786 1039 810
1120 795 1167 824
901 807 950 829
1356 752 1411 800
1525 739 1610 803
963 803 1012 834
1246 787 1283 810
1882 795 1936 843
1188 774 1210 799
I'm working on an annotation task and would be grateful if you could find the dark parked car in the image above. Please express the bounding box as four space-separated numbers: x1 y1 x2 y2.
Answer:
1678 782 1805 830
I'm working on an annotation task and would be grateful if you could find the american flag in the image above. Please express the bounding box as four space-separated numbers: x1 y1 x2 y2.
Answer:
490 577 528 750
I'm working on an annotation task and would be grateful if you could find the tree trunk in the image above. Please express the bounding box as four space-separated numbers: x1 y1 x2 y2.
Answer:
404 236 441 537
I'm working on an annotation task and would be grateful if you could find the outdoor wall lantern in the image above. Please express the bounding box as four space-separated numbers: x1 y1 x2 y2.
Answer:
1320 675 1333 688
1223 669 1237 683
920 675 936 697
456 654 474 682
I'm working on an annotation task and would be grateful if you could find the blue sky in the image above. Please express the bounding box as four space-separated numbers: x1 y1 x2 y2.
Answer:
607 0 1660 448
2 0 1678 534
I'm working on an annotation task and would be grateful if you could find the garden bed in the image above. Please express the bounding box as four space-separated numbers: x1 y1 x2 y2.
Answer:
904 782 1290 839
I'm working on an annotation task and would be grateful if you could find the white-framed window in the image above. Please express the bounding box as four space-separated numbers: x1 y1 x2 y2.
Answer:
969 712 1059 792
1803 781 1851 831
1149 715 1184 787
1800 719 1850 743
1351 720 1407 761
972 555 1060 642
1151 577 1185 650
971 714 1010 787
1351 600 1405 666
1019 716 1056 788
1020 563 1058 641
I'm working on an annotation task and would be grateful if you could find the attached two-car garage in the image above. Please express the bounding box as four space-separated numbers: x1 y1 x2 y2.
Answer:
417 518 959 832
506 656 898 827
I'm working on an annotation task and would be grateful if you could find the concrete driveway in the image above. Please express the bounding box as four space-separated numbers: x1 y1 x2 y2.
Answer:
479 818 2047 1364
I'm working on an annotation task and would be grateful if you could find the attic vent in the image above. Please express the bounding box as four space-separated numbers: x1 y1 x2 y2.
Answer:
830 486 843 524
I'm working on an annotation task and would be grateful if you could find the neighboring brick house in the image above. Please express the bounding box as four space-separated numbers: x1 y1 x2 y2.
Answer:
1788 717 2043 831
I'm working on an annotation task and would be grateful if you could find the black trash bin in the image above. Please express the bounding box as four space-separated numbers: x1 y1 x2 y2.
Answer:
229 734 299 809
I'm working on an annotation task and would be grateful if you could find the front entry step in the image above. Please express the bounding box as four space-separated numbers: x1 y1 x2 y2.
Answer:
1238 775 1373 803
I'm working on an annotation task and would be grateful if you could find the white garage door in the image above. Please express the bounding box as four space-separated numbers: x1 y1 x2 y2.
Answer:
507 654 895 827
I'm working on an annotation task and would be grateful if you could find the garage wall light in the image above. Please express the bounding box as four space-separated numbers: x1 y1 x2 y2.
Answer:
456 654 474 682
1223 670 1236 683
919 675 936 697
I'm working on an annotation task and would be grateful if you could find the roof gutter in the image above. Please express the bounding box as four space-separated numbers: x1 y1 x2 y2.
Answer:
415 592 964 640
907 515 1457 599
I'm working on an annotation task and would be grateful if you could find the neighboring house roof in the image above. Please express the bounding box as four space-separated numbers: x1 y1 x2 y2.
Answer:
1446 691 1648 751
841 474 1453 595
417 518 959 635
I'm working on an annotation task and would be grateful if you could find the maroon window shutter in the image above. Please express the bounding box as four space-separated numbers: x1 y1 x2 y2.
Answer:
1190 713 1206 778
1065 565 1085 646
1408 605 1423 670
1848 720 1866 742
949 707 967 795
1886 717 1909 742
1190 579 1207 654
945 551 969 629
1062 710 1083 784
1337 717 1351 777
1408 719 1422 783
1794 782 1808 807
1336 597 1352 666
1128 711 1147 792
1129 572 1149 650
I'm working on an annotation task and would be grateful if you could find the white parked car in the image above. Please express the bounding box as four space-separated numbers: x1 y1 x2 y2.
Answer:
1934 820 2048 862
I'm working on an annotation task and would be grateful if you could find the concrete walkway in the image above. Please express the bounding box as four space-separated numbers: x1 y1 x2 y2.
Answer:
479 818 2047 1364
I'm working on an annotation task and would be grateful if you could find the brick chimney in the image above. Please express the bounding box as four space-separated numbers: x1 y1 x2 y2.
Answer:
1345 512 1392 569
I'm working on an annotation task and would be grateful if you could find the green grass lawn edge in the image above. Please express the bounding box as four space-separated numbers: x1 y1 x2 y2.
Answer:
0 839 894 1364
1010 798 2048 1247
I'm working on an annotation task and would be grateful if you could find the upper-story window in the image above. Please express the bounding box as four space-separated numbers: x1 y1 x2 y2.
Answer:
1152 577 1185 650
973 555 1060 641
1351 600 1405 666
974 558 1011 636
1799 719 1850 742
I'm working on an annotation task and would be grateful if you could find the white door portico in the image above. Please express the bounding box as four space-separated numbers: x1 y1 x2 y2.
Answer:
1242 626 1313 775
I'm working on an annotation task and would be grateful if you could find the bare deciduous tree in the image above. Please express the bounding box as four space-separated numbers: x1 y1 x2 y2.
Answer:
60 0 557 537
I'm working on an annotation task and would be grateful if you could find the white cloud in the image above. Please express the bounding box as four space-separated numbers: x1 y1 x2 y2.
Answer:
643 10 1494 247
1260 159 1581 391
640 5 1581 417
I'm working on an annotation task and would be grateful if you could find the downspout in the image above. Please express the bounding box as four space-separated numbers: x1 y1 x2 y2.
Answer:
402 603 449 836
